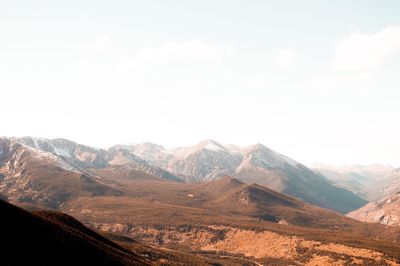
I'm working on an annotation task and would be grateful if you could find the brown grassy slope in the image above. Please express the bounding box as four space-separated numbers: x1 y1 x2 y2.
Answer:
60 176 400 260
63 195 400 261
206 178 368 229
90 175 396 232
58 177 400 257
0 199 149 266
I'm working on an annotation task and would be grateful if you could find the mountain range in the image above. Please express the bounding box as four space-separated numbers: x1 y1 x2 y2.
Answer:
0 137 366 213
110 139 368 212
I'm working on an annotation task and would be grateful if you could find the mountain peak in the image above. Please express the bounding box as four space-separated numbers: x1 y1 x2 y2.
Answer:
240 143 298 169
195 139 225 151
248 143 268 151
131 142 166 154
135 142 165 149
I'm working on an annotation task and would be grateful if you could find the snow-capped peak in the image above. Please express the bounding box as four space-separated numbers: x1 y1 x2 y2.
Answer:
197 139 225 151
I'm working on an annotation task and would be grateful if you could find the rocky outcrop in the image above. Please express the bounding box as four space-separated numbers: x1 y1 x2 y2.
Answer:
348 191 400 226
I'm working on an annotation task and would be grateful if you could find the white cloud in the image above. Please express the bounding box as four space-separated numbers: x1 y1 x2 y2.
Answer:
134 41 222 65
312 72 375 89
274 48 296 69
112 41 232 74
334 25 400 71
248 73 268 86
81 34 113 53
223 44 236 57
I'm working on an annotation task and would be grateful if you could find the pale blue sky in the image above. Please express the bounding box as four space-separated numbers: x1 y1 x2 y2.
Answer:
1 1 400 166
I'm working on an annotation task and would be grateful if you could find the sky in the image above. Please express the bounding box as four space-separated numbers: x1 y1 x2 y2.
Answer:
1 1 400 166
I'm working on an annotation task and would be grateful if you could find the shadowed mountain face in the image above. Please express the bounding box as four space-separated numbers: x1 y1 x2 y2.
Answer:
0 198 148 266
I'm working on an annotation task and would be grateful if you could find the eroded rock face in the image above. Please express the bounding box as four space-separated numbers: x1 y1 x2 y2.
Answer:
348 192 400 226
90 223 398 265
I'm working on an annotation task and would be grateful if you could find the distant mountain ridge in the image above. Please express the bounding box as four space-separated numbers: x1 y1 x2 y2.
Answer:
313 164 398 201
13 137 182 182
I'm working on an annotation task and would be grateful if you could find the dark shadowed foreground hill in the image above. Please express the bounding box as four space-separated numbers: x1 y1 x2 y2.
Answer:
0 199 149 266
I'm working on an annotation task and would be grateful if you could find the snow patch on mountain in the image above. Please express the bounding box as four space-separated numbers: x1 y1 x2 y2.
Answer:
21 144 80 174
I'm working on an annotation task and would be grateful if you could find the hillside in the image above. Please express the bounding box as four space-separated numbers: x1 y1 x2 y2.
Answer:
58 175 399 239
0 198 148 266
204 177 366 229
60 177 400 265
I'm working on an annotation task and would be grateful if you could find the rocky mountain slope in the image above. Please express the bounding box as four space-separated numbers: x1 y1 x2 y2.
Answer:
233 144 367 213
0 137 183 208
116 140 242 182
348 190 400 226
16 137 182 182
0 138 121 208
